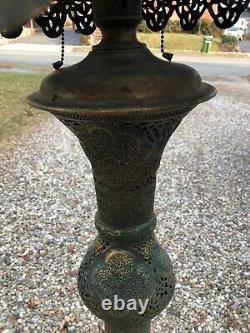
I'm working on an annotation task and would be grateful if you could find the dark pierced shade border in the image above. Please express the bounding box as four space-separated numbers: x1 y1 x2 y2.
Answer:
142 0 250 31
35 0 250 38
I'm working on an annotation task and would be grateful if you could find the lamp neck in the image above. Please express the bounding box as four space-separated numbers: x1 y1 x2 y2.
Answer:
92 0 142 43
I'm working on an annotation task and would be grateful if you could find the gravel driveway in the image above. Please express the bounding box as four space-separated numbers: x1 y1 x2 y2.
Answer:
0 77 249 333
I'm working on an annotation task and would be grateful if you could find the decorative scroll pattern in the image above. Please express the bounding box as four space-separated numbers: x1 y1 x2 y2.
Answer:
36 0 250 37
52 108 187 227
208 0 250 29
78 234 175 322
142 0 250 31
141 0 175 32
36 0 95 37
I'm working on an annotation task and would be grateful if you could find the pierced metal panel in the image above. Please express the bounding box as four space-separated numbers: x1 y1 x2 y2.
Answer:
141 0 175 32
36 0 96 37
142 0 250 31
35 0 250 37
208 0 250 29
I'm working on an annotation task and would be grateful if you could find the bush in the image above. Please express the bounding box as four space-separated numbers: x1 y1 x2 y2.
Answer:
209 21 224 38
185 19 223 37
164 20 182 33
80 35 91 45
138 20 182 33
186 18 211 35
200 18 213 35
222 35 238 44
138 19 224 37
138 21 152 33
220 35 238 52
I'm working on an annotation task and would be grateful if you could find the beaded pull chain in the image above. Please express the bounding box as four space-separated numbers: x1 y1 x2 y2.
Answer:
161 30 174 62
53 29 65 70
52 30 173 70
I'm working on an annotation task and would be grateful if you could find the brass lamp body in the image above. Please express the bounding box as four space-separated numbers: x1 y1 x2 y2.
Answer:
28 0 216 332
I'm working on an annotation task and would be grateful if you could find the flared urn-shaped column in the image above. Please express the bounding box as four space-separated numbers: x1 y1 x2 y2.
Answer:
28 1 216 332
73 112 180 333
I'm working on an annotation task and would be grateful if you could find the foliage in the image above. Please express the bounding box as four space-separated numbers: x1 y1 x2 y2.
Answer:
209 21 224 38
138 20 182 33
187 19 223 37
219 35 239 52
222 35 238 44
138 19 224 38
80 35 91 45
164 20 183 33
138 21 152 33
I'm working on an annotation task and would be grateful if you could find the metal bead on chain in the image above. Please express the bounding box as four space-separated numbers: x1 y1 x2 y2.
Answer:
61 29 65 64
53 29 65 70
161 30 164 54
160 30 174 63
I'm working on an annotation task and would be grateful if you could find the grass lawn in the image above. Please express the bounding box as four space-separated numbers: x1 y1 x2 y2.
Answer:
0 72 45 143
138 32 222 52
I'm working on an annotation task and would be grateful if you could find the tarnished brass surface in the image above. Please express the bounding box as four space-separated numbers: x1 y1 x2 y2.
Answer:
28 1 216 332
29 0 216 112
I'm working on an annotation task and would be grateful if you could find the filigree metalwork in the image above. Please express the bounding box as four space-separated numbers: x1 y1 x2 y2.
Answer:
35 0 250 38
208 0 250 29
78 234 175 330
42 99 194 333
36 0 96 37
53 111 185 230
52 110 181 332
142 0 250 31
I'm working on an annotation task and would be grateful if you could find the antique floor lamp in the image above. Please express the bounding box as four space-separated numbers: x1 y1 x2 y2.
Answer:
1 1 249 332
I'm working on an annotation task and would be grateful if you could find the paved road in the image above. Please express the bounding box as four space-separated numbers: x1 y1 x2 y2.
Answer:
240 39 250 53
0 49 250 77
239 10 250 52
9 29 82 46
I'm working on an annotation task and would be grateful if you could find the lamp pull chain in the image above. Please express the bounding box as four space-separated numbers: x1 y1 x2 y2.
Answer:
161 30 174 62
53 28 65 70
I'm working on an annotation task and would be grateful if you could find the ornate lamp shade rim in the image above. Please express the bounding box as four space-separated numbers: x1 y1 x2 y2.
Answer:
34 0 250 38
28 82 216 116
142 0 250 31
